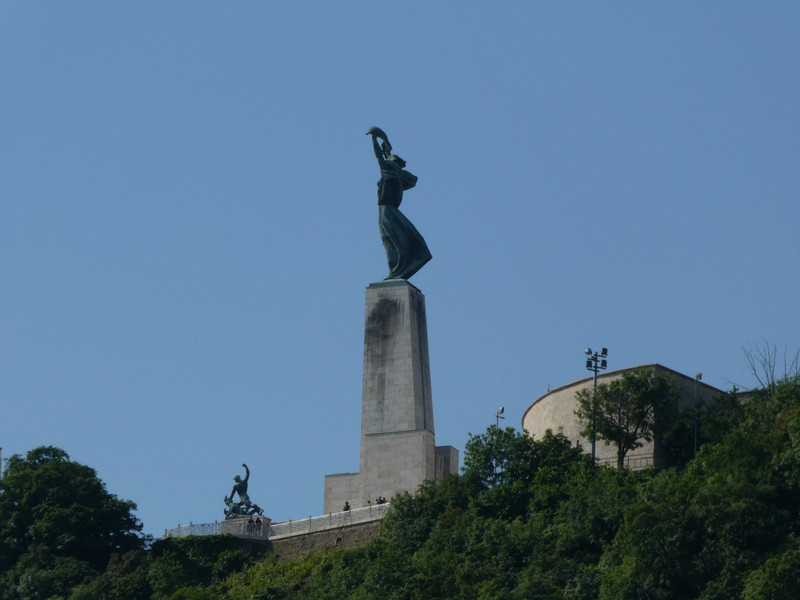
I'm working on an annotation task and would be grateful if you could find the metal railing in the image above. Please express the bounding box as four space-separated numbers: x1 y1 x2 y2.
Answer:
596 452 654 470
268 503 390 539
163 502 390 540
164 521 222 538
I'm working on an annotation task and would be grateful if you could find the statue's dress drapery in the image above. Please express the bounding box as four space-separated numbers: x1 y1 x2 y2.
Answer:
377 167 431 280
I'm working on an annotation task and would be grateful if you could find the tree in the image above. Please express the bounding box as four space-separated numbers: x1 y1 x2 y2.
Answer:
575 368 679 468
743 340 800 396
462 426 537 489
0 446 145 599
742 540 800 600
598 378 800 599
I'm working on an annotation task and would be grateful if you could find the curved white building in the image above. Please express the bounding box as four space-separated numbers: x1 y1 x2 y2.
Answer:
522 364 723 468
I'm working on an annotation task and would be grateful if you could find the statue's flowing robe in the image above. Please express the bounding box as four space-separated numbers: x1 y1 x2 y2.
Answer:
377 166 431 280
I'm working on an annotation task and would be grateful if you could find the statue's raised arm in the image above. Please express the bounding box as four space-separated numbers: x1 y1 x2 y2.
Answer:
367 126 392 163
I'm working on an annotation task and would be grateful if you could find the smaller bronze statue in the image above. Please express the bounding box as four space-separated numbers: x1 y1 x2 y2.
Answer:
224 463 264 518
367 126 432 280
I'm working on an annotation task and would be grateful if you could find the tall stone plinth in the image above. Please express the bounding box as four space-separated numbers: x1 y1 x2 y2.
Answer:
324 280 458 514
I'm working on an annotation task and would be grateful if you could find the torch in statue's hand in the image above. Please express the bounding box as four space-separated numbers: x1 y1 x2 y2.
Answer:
367 126 392 158
366 126 388 140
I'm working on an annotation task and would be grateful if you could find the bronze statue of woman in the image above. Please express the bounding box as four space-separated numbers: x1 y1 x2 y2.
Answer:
367 126 431 280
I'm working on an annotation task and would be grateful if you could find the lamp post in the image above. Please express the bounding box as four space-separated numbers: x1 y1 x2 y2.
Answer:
495 406 505 428
694 373 702 458
585 347 608 463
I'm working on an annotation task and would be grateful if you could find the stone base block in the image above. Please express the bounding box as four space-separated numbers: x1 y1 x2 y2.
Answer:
323 472 361 515
221 515 271 539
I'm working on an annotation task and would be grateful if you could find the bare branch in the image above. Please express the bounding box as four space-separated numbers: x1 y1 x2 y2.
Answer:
743 340 777 393
743 340 800 392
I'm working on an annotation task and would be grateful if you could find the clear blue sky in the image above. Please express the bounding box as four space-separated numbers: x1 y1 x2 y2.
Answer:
2 2 798 537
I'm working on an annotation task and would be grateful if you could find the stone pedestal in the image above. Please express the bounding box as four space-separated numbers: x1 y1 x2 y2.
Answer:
221 515 271 539
324 280 458 513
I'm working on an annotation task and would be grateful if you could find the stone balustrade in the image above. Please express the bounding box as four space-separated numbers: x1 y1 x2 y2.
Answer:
163 502 390 540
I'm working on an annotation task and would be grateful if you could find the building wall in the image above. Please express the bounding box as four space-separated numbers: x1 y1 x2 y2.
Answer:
360 429 436 506
269 520 382 563
435 445 459 481
323 472 361 515
522 364 722 468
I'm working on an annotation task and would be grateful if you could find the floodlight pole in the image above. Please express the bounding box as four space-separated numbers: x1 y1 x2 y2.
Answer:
694 373 702 458
585 348 608 464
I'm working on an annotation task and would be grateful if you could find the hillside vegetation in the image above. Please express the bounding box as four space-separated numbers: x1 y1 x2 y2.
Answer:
3 377 800 599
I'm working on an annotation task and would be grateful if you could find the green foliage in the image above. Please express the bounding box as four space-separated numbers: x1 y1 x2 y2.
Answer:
0 446 145 600
598 377 800 599
1 555 95 600
463 425 537 489
211 551 329 600
276 380 799 599
0 446 263 600
67 550 150 600
575 368 680 467
66 536 261 600
741 537 800 600
293 429 608 599
9 377 800 599
462 426 589 519
696 389 747 448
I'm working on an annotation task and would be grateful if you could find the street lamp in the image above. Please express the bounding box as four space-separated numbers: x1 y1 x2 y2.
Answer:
585 347 608 463
495 406 505 428
694 373 702 458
